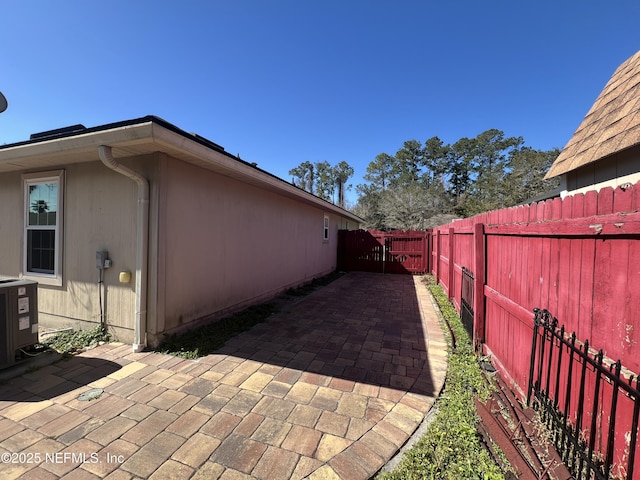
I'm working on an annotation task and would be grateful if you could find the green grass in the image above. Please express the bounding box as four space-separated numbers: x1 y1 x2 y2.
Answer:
377 275 506 480
155 271 344 359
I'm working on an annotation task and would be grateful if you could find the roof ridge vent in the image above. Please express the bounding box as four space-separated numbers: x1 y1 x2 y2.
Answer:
30 124 87 140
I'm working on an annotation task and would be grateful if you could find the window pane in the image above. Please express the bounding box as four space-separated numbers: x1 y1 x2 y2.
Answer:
28 183 58 226
27 230 55 274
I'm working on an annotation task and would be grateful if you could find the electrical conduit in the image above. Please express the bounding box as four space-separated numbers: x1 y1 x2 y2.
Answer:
98 145 149 353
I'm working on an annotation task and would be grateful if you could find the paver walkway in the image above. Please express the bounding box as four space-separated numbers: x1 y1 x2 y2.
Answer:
0 273 447 480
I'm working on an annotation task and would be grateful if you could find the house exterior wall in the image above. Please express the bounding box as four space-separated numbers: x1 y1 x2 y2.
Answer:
0 146 359 346
149 156 355 343
0 172 23 275
0 160 148 342
561 146 640 197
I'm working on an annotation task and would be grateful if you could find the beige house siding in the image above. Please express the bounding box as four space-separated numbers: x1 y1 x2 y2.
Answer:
150 155 351 342
0 161 141 340
0 172 23 276
0 153 358 345
0 117 362 349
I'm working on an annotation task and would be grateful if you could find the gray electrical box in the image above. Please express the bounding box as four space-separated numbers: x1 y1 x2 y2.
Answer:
0 279 38 368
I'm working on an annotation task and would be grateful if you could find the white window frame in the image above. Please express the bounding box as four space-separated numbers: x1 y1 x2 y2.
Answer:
323 215 330 242
22 171 64 286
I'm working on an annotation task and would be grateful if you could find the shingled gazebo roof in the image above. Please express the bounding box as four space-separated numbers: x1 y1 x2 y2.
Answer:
545 50 640 179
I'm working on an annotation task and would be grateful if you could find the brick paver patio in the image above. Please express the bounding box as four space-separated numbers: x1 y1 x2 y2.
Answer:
0 272 447 479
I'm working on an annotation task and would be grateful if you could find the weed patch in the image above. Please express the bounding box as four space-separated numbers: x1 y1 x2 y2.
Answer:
41 325 111 357
156 303 279 359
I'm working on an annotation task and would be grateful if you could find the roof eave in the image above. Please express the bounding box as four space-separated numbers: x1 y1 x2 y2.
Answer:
0 118 363 223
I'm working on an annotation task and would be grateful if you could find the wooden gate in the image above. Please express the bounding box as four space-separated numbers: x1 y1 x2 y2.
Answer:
337 230 430 274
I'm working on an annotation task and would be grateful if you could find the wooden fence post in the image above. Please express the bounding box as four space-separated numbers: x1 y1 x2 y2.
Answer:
380 231 386 274
425 231 431 274
434 230 441 283
420 232 426 274
473 222 486 352
448 227 455 300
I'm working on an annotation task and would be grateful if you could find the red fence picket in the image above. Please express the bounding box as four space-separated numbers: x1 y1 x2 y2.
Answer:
431 183 640 479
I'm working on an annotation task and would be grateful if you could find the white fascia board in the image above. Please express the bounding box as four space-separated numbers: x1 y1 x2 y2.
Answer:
0 120 362 223
0 123 155 162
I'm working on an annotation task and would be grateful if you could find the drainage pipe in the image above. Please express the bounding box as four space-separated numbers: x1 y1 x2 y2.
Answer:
98 145 149 353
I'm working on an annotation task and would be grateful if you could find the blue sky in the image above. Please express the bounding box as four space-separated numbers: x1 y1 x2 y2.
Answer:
2 1 639 205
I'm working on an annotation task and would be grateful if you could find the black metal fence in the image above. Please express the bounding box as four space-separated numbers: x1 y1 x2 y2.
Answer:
527 308 640 480
460 267 474 341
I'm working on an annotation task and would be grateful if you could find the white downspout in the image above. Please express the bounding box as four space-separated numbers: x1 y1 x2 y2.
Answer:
98 145 149 353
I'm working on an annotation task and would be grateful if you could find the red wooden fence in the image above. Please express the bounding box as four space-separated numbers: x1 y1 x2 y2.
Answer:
432 183 640 479
337 230 430 274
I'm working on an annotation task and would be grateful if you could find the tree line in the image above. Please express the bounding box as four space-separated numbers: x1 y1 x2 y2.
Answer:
289 160 354 207
289 128 560 230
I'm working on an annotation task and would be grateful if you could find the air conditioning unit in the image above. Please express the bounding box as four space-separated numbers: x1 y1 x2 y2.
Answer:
0 279 38 368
